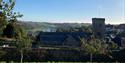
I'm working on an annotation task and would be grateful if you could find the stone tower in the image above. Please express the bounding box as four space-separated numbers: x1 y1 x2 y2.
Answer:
92 18 105 39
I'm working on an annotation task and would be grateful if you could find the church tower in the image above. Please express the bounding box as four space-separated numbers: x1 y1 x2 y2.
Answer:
92 18 105 39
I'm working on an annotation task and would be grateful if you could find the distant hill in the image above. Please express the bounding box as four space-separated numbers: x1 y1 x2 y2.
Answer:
17 21 91 32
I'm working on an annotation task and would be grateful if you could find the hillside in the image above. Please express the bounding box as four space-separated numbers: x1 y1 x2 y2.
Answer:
18 21 91 32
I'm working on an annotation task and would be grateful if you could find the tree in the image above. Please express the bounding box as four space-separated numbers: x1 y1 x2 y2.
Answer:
0 4 7 35
80 25 92 33
80 38 108 62
0 0 22 36
15 25 31 63
0 0 23 21
81 36 119 61
0 0 30 63
2 23 14 38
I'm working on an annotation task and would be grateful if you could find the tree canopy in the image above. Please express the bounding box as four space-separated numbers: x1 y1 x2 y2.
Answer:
0 0 23 36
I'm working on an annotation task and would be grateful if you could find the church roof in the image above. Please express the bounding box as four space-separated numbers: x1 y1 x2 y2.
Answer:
37 32 92 43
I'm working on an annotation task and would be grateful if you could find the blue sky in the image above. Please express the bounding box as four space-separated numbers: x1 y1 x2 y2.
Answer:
14 0 125 24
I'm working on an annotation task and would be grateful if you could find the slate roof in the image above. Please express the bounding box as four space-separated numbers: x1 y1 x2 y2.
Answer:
112 32 125 46
36 32 92 44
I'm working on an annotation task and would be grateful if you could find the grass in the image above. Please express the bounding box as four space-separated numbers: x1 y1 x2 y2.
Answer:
0 62 117 63
0 61 92 63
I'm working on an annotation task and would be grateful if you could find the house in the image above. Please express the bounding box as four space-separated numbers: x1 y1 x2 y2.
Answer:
117 24 125 31
105 24 114 32
111 32 125 48
121 37 125 48
33 32 92 48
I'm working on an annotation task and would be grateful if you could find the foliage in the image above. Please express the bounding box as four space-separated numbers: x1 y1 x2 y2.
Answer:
56 25 92 32
14 24 31 63
80 25 92 33
0 0 30 46
0 0 23 36
2 23 15 38
0 50 6 59
80 36 119 62
80 38 108 54
108 41 118 50
0 0 23 21
15 25 31 49
0 0 30 62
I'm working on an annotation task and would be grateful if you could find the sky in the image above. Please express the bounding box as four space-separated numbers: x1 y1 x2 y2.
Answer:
14 0 125 24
